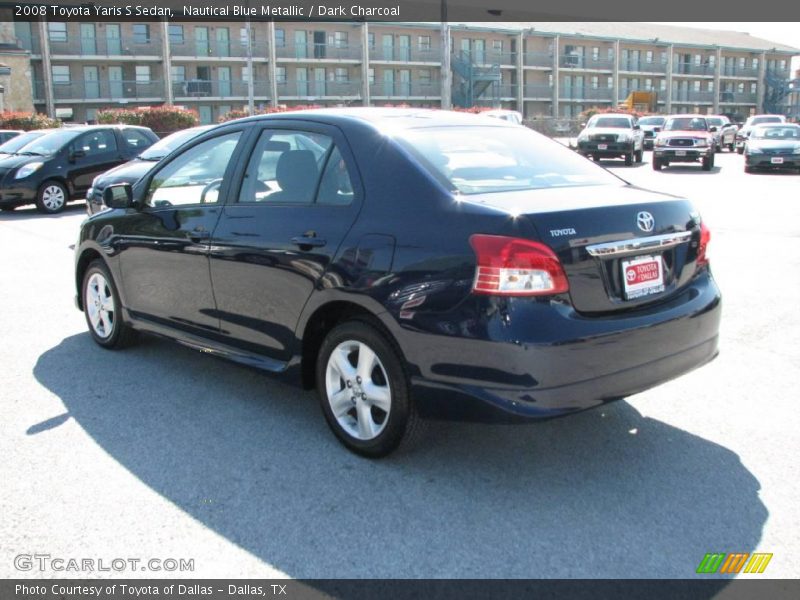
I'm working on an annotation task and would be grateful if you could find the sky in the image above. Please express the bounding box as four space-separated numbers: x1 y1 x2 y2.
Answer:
656 23 800 73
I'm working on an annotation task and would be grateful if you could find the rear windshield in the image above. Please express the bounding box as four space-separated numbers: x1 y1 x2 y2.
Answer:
0 130 49 154
638 117 665 126
665 117 708 131
395 126 621 195
750 116 783 125
751 126 800 140
589 117 632 128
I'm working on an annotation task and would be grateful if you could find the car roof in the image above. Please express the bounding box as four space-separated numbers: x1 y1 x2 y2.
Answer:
753 122 799 128
226 107 519 132
665 114 708 119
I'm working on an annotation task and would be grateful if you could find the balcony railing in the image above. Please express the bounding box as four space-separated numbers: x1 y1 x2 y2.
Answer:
561 87 614 101
523 84 554 99
560 55 614 70
671 90 715 103
48 36 161 57
524 52 553 68
276 42 362 61
718 91 757 104
279 79 362 97
370 81 441 98
619 60 667 74
672 63 715 76
37 79 166 101
172 79 270 98
170 39 268 59
368 45 440 63
721 65 759 78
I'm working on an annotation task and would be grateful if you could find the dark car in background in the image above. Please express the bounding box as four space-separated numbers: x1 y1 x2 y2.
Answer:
0 130 22 144
0 129 56 160
743 124 800 173
75 109 720 457
86 125 212 215
653 115 717 171
0 125 157 213
736 114 787 154
637 116 666 150
576 113 645 165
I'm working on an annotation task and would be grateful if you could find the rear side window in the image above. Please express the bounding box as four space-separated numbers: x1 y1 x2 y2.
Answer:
74 130 118 156
123 129 152 150
238 129 353 205
147 132 241 208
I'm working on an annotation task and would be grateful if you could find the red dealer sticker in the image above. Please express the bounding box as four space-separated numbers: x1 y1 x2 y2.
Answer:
622 255 665 299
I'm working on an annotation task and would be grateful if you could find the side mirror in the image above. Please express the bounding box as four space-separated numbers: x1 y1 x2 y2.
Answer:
103 183 133 209
709 126 718 132
70 148 86 161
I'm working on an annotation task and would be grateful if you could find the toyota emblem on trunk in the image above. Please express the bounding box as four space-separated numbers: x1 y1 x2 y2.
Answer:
637 211 655 232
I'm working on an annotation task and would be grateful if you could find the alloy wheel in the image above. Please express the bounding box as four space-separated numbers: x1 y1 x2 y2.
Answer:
85 272 115 338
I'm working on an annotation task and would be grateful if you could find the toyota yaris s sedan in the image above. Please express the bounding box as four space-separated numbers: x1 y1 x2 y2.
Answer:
74 109 721 457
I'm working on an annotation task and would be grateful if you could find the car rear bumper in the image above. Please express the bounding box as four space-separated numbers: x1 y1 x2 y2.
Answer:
392 271 721 422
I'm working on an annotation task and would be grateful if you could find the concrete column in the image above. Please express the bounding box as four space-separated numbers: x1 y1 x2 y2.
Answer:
666 44 674 113
612 40 620 106
515 31 524 115
440 22 451 109
713 47 721 113
161 20 173 105
37 18 54 118
267 21 277 109
552 35 560 117
756 51 767 112
361 23 370 106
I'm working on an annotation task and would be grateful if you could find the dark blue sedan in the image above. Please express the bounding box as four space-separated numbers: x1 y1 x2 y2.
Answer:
74 108 721 457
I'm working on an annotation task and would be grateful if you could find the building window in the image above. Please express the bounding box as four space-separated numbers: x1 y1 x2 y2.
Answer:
368 68 375 84
644 78 653 90
335 67 348 82
607 48 614 62
738 57 746 69
737 82 745 93
493 40 503 52
659 79 667 91
135 65 151 83
707 81 714 92
48 23 67 43
418 35 431 51
606 76 613 89
590 75 599 89
172 66 185 82
591 47 600 61
419 69 432 84
241 66 251 82
750 82 757 94
645 50 653 63
275 28 285 48
693 80 701 92
51 65 70 84
368 33 375 50
169 25 184 44
752 57 759 70
779 59 787 70
275 67 286 84
334 32 348 48
708 55 715 68
86 108 98 123
694 55 702 66
133 24 150 45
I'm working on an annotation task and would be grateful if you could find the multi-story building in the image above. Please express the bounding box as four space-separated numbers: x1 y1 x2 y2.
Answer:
8 20 799 123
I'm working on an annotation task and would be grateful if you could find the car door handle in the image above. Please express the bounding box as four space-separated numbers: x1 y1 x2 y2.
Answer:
291 235 327 248
189 229 211 242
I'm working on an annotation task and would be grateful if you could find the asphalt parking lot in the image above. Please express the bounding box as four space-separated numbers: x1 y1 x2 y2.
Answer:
1 149 798 580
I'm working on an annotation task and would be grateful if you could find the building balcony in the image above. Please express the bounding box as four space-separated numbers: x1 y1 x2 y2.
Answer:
671 90 715 103
368 45 440 63
718 91 757 104
279 79 362 98
276 42 362 61
523 84 554 99
170 39 268 59
721 66 760 78
560 55 614 71
672 63 715 77
172 79 270 99
46 37 162 58
523 52 553 68
370 81 441 99
35 79 166 102
619 60 667 74
561 87 614 101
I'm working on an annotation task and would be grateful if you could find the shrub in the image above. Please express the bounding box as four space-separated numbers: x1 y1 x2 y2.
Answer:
217 104 324 123
0 111 61 130
97 105 200 136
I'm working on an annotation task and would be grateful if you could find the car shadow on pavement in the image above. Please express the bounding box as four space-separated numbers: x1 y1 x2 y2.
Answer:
0 203 86 220
33 333 766 581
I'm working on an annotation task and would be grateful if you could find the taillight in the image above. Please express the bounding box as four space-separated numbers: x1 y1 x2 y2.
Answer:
697 222 711 266
469 234 569 296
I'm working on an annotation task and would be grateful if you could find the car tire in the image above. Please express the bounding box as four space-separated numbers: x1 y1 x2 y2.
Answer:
652 158 662 171
744 165 754 174
737 146 744 155
316 319 422 458
702 156 713 171
36 180 68 214
635 149 643 163
591 155 600 162
624 152 634 166
727 141 735 152
82 259 137 349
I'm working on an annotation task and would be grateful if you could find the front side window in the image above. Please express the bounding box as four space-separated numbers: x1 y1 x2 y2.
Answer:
147 132 242 208
397 126 620 195
73 130 118 156
238 130 345 205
